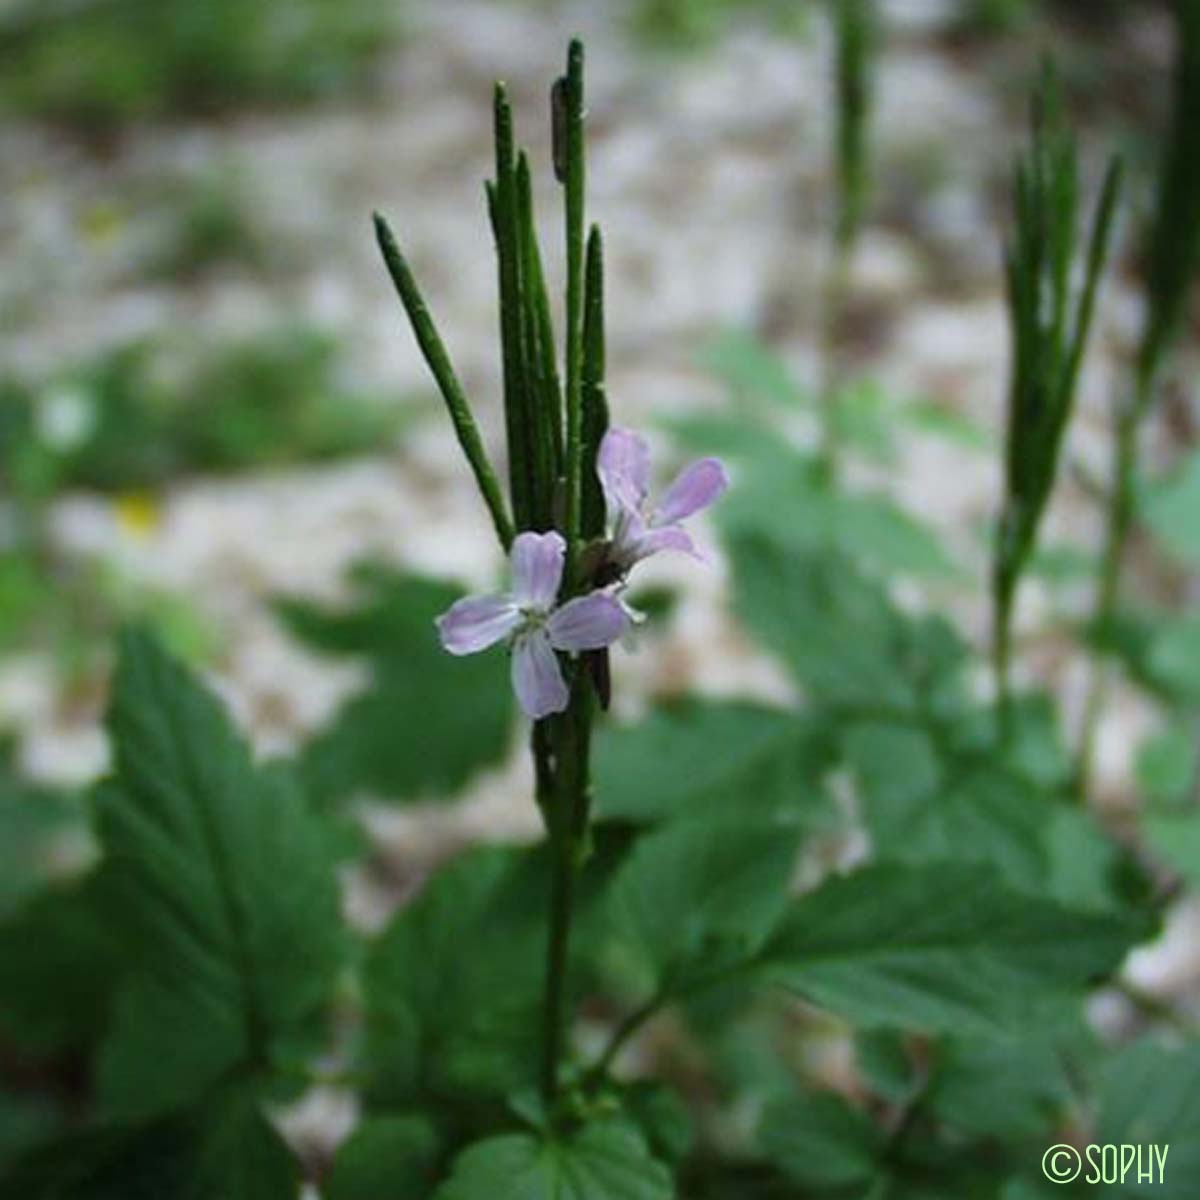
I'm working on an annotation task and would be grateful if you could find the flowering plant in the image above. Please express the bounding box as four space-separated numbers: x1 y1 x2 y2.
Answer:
3 17 1199 1200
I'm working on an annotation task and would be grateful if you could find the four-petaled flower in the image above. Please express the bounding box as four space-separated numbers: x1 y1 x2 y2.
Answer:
598 427 728 572
437 531 627 719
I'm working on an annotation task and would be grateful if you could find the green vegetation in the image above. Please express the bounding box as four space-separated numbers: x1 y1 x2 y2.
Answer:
0 0 399 127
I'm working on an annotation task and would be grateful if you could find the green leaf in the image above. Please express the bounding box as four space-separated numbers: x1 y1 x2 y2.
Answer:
763 864 1146 1035
324 1116 439 1200
1042 805 1134 914
1144 615 1200 704
607 815 800 993
362 845 545 1105
619 1082 693 1166
1098 1039 1200 1199
671 416 956 578
1143 811 1200 888
1143 449 1200 567
1135 726 1197 804
845 728 1048 890
593 700 832 826
0 1089 300 1199
0 879 124 1058
95 631 345 1122
278 563 513 805
699 330 802 410
904 398 991 451
758 1089 884 1190
731 534 966 715
926 1029 1080 1140
433 1119 673 1200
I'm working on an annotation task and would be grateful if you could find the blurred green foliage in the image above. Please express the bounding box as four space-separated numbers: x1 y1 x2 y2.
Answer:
144 165 264 282
626 0 809 46
1 325 402 497
0 0 398 127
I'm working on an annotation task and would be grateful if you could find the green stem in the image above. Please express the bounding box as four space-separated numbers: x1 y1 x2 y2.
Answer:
586 992 668 1084
992 565 1015 740
1075 365 1156 799
540 674 593 1110
584 959 759 1089
373 212 514 550
818 237 852 479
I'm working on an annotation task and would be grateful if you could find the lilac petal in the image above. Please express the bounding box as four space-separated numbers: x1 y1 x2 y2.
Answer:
546 592 628 652
653 458 729 526
636 524 701 560
512 628 569 719
597 427 651 519
510 530 566 610
436 594 521 655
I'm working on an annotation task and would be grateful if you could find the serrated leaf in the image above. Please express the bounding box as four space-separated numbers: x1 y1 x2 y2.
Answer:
926 1030 1079 1139
607 815 800 993
362 845 545 1105
324 1116 439 1200
758 1089 884 1190
763 864 1145 1035
433 1119 673 1200
95 631 345 1122
593 701 832 826
0 1089 300 1199
278 563 513 805
1098 1039 1200 1199
845 728 1047 890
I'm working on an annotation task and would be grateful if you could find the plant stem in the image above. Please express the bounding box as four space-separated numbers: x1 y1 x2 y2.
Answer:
540 674 593 1110
992 569 1015 739
586 992 667 1084
817 237 851 479
542 813 576 1106
1075 365 1156 798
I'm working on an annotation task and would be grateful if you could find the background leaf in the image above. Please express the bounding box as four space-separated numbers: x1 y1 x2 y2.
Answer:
1098 1039 1200 1199
361 845 545 1106
278 564 513 806
593 700 832 827
324 1115 440 1200
763 863 1147 1035
0 1089 300 1200
607 815 800 993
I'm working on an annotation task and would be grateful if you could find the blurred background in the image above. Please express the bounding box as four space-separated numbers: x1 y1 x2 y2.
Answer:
1 0 1197 1166
2 0 1185 782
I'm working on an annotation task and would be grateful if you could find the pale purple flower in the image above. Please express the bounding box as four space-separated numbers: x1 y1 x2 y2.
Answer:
436 531 627 720
597 427 728 572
